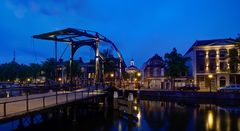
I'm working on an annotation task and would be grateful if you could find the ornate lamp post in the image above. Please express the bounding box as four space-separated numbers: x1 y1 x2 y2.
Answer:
208 74 213 93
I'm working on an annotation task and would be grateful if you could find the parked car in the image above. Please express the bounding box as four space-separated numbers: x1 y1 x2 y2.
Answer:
217 85 240 93
177 84 200 91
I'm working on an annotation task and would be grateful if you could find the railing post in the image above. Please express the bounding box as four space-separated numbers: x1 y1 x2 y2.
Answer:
88 89 89 97
66 93 68 102
43 97 45 108
56 90 58 104
3 103 6 117
26 90 29 112
82 91 83 99
74 90 77 101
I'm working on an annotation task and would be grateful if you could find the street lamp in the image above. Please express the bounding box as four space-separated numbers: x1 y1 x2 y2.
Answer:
208 74 213 93
110 73 114 78
137 72 141 77
110 73 114 87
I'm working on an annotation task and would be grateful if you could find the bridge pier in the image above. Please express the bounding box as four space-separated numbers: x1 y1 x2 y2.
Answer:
18 118 24 129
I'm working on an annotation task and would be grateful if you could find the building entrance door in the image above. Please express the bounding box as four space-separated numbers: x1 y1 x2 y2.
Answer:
219 76 226 87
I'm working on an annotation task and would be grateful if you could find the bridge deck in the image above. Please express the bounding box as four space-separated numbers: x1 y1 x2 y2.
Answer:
0 89 105 121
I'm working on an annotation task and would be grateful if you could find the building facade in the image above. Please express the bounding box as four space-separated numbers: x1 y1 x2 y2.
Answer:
142 54 171 89
185 39 240 90
125 59 141 89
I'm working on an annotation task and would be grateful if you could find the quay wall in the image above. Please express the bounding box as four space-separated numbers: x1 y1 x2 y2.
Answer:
115 89 240 100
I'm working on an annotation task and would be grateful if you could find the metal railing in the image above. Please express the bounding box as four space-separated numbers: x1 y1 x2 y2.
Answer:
0 89 102 118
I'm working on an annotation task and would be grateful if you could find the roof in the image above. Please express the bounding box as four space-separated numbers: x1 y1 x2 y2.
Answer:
143 54 164 69
185 38 237 55
126 65 140 72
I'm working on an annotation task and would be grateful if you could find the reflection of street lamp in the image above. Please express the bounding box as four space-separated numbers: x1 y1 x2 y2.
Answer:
208 74 213 93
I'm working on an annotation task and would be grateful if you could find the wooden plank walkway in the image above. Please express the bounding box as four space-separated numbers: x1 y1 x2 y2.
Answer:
0 89 105 120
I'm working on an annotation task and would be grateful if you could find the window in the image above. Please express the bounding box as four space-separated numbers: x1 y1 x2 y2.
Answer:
209 50 216 58
219 49 227 58
220 62 227 71
196 50 205 58
197 64 205 72
209 62 216 72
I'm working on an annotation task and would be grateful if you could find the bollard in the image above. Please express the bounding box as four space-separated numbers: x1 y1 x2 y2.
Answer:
122 89 125 97
6 91 10 98
128 93 134 115
113 91 118 109
114 91 118 99
128 93 134 101
137 89 140 98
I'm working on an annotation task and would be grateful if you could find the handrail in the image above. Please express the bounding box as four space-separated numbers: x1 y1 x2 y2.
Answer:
0 88 101 117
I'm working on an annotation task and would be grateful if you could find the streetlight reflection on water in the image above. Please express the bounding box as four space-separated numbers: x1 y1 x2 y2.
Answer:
207 111 214 130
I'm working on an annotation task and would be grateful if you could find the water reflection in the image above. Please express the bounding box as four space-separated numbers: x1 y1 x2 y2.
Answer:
206 111 213 130
139 101 240 131
2 99 240 131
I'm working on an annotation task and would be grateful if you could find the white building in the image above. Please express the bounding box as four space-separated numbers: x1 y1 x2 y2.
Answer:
185 38 240 90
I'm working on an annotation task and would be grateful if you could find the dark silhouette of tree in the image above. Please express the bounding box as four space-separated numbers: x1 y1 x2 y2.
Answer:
102 49 118 75
42 58 56 80
64 60 82 78
164 48 190 90
29 63 41 79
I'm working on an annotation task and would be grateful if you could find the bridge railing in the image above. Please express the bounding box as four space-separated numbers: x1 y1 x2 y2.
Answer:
0 89 102 118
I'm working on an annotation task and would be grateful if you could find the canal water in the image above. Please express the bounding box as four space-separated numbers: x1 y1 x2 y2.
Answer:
0 99 240 131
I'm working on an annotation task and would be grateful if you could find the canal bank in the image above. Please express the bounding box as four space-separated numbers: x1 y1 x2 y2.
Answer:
115 88 240 100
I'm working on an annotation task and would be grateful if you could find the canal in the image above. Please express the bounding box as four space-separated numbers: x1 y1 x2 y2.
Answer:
0 99 240 131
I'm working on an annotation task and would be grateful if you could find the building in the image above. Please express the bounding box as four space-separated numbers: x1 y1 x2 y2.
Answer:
185 38 240 90
125 59 141 89
142 54 171 89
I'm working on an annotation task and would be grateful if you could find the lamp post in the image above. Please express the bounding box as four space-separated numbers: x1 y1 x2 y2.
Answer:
208 74 213 93
110 73 114 87
137 72 141 89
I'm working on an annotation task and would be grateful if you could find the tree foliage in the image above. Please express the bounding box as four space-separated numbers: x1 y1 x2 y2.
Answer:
164 48 190 89
0 61 41 82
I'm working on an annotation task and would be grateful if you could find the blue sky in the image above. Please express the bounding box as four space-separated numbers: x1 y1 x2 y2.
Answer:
0 0 240 67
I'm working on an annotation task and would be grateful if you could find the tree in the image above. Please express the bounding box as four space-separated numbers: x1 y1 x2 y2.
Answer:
101 49 119 75
64 60 82 78
42 58 56 80
164 48 190 90
29 63 41 79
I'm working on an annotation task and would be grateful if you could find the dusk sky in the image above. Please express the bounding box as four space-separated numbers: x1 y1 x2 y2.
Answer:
0 0 240 67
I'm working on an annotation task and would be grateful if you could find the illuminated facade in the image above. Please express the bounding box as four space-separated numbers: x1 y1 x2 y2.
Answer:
185 38 240 89
125 59 141 88
142 54 171 89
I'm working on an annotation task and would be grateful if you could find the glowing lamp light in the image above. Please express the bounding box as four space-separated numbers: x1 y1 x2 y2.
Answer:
27 78 31 82
207 111 214 130
110 73 114 77
208 74 213 79
58 78 62 81
137 72 141 77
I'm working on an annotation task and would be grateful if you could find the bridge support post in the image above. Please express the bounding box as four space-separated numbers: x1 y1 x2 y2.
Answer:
70 42 74 91
72 106 77 122
127 93 134 115
18 118 24 129
113 91 118 109
95 39 100 90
